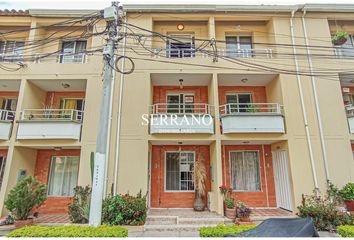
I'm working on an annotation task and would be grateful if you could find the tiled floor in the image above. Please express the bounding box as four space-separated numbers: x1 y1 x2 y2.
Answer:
34 214 70 225
251 208 293 217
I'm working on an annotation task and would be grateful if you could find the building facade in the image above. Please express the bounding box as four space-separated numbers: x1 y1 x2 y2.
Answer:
0 4 353 216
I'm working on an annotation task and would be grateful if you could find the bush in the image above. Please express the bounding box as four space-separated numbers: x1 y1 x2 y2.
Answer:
297 182 353 231
7 225 128 237
337 225 354 237
102 191 147 225
4 176 46 220
341 183 354 201
199 224 255 237
68 186 91 223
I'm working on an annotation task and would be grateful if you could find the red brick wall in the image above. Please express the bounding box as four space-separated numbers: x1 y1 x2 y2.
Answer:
222 145 276 207
0 92 19 98
351 144 354 151
34 149 80 214
218 86 267 105
153 86 208 104
45 92 85 108
0 149 8 157
151 145 211 208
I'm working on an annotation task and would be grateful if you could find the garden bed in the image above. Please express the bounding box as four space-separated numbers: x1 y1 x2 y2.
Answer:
199 224 255 237
7 225 128 237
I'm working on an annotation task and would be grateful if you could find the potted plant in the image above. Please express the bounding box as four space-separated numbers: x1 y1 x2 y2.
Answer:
237 201 252 222
340 182 354 211
194 153 207 211
332 31 349 45
219 185 234 216
4 176 46 228
225 198 236 220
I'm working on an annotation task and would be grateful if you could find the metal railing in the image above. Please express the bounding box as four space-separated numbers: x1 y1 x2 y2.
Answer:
218 48 273 58
20 109 84 122
346 105 354 117
0 110 15 121
153 48 198 58
150 103 213 115
220 103 282 115
152 48 272 59
34 53 87 64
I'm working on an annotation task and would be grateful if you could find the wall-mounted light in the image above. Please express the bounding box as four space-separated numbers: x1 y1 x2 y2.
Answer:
242 141 250 144
177 24 184 31
53 147 62 151
241 78 248 83
61 83 71 89
178 141 183 152
179 79 184 89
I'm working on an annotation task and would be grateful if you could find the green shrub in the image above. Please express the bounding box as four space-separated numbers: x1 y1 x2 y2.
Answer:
297 183 353 231
102 191 147 225
4 176 46 220
225 198 234 209
199 224 255 237
337 225 354 237
7 225 128 237
341 183 354 201
68 186 91 223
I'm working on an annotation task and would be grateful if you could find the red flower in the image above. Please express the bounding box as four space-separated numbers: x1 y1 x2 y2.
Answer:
229 187 233 191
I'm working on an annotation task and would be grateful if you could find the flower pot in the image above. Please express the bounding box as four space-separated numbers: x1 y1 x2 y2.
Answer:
240 215 250 222
193 194 205 211
15 218 33 228
225 208 236 220
344 200 354 211
333 36 348 45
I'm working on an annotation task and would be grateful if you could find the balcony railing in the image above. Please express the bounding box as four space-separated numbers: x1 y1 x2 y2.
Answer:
220 103 282 115
334 47 354 59
152 47 273 59
150 103 213 115
34 53 87 64
218 48 273 58
0 53 87 64
0 110 15 121
20 109 83 122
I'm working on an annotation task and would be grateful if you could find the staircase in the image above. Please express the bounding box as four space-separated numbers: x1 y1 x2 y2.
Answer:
144 209 232 232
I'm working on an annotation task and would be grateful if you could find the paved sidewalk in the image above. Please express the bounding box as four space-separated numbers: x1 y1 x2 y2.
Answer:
127 226 200 237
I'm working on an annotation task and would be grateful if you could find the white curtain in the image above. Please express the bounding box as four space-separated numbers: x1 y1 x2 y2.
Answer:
165 152 194 191
230 151 261 191
48 156 79 196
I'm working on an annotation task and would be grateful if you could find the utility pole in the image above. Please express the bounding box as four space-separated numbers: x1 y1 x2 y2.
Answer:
89 2 120 226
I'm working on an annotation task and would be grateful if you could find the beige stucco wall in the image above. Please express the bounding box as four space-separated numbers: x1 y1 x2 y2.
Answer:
0 9 353 217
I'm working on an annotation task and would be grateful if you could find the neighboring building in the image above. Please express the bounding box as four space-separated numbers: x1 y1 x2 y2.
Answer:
0 4 353 217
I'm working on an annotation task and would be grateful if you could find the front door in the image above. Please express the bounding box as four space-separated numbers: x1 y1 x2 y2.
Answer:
272 150 293 211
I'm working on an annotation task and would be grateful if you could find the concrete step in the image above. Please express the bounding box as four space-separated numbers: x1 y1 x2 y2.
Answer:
145 216 177 225
178 217 225 225
144 224 217 232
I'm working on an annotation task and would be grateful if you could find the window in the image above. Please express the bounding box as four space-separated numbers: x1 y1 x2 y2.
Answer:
60 40 87 63
0 156 6 191
48 156 80 196
1 98 17 120
225 36 252 58
334 34 354 57
166 94 194 114
167 34 195 58
226 93 252 113
230 151 261 191
165 152 194 191
59 98 85 120
0 41 25 62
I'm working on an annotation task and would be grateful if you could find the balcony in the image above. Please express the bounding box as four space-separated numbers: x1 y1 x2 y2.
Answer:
17 109 83 140
152 48 273 59
220 103 285 134
0 110 15 140
346 106 354 133
149 103 214 134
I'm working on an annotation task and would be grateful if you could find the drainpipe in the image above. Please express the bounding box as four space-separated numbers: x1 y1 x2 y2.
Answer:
290 9 320 196
113 15 127 195
301 9 330 183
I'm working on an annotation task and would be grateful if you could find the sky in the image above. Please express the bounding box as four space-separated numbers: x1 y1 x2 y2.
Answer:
1 0 354 10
